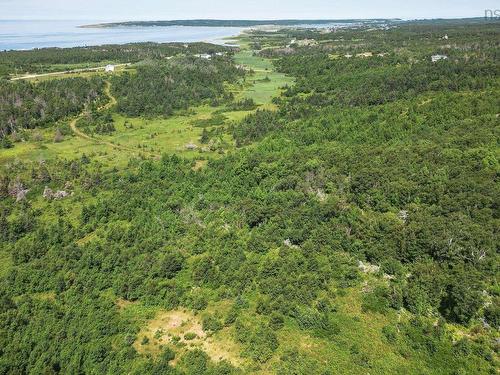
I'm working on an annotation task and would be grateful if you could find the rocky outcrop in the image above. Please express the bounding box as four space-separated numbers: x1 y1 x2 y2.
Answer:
8 179 29 202
283 239 299 249
398 210 409 223
358 261 380 274
43 186 72 200
53 190 71 199
185 143 198 151
43 186 54 199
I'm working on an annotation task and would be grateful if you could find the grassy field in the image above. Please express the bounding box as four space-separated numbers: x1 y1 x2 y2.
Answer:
1 44 293 169
234 50 292 108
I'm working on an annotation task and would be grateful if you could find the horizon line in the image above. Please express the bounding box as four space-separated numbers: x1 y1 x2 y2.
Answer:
0 16 489 22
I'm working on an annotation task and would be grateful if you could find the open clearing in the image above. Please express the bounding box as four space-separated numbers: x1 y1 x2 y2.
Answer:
134 309 245 367
1 46 292 169
234 49 293 107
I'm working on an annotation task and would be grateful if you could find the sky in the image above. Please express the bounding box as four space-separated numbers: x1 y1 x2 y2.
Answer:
0 0 498 21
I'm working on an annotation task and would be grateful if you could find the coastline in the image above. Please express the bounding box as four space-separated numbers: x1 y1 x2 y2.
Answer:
206 29 248 47
1 18 404 51
77 19 368 29
0 20 247 51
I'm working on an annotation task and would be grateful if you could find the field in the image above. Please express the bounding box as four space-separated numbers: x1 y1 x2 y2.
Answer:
1 44 293 169
234 49 292 107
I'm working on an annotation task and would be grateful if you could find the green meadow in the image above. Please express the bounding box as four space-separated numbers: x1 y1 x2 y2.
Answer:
1 45 293 169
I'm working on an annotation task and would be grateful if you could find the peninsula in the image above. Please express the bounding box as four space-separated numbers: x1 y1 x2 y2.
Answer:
81 18 397 28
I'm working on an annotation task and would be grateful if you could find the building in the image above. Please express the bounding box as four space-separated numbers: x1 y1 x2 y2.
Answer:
105 65 115 73
431 55 448 63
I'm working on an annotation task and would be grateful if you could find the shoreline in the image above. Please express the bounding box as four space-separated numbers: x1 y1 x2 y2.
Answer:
78 19 373 29
0 25 246 52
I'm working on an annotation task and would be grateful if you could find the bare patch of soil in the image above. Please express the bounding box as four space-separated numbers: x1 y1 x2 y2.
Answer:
134 309 244 367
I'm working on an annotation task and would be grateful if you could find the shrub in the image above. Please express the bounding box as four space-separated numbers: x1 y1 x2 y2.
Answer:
185 293 208 311
236 322 279 363
53 128 64 143
362 286 391 314
382 325 398 344
31 131 43 142
291 306 339 338
0 137 13 149
256 296 272 315
181 349 209 375
228 98 257 111
484 301 500 328
440 273 484 324
231 109 280 146
160 347 176 362
184 332 197 341
160 250 185 279
202 314 223 333
269 313 285 330
224 307 239 326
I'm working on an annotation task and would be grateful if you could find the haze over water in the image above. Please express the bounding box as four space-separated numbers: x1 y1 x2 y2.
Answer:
0 20 244 50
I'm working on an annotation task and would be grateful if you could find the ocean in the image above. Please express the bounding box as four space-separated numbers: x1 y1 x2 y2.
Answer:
0 20 244 51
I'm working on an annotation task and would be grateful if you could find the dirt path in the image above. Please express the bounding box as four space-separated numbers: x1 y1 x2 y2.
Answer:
101 81 117 110
69 81 160 158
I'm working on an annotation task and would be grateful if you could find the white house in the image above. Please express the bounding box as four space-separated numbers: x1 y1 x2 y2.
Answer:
105 64 115 73
431 55 448 63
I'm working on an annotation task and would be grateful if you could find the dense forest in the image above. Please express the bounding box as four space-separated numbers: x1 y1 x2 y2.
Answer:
0 19 498 375
111 56 244 117
0 77 105 139
0 42 233 77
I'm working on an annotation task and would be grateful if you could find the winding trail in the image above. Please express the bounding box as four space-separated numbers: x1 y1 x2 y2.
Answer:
69 81 160 158
68 49 287 160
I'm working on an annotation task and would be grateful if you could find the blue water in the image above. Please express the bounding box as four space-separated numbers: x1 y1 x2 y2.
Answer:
0 20 244 51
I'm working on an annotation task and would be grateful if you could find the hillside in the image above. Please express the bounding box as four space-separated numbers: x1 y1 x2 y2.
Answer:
0 20 498 375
